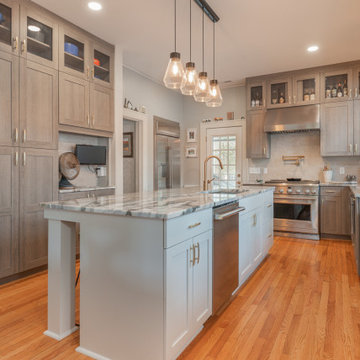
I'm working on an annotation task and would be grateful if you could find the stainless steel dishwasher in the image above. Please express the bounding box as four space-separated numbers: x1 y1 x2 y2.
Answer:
213 201 245 314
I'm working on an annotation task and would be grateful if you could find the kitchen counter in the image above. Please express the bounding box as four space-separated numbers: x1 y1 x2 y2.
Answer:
320 181 358 187
58 185 116 194
44 186 274 220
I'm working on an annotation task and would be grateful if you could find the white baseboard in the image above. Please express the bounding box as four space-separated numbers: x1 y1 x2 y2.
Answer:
76 346 112 360
43 326 79 340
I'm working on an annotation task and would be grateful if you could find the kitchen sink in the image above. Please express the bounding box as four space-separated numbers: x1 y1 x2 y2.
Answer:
202 189 249 195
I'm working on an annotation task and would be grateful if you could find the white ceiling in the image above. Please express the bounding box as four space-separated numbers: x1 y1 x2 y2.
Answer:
34 0 360 85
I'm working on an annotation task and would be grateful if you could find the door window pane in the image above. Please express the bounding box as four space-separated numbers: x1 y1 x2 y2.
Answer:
27 17 53 61
64 35 85 73
274 203 311 221
0 4 11 46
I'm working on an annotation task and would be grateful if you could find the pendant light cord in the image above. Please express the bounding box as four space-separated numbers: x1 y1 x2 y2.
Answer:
174 0 177 52
189 0 192 61
213 21 215 79
202 6 204 71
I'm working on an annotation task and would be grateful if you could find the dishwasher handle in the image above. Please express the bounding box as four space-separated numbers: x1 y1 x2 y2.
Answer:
214 206 246 221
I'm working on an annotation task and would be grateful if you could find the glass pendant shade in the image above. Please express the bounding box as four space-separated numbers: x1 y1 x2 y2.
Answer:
181 62 198 95
206 80 223 107
194 72 210 102
163 52 184 89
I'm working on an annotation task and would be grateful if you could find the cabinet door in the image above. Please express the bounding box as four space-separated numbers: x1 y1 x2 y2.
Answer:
321 68 352 103
267 76 293 108
353 66 360 100
0 0 19 55
321 196 342 235
238 210 256 285
59 72 90 128
246 110 270 159
20 4 58 69
20 59 58 149
353 100 360 156
90 40 114 88
165 238 192 360
59 24 90 80
247 80 266 111
19 148 57 271
0 147 18 278
192 231 212 329
253 210 262 265
90 83 114 132
320 102 353 156
0 50 19 147
293 72 320 105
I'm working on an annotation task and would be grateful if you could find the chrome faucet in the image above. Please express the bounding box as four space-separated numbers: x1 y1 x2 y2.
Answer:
203 155 224 191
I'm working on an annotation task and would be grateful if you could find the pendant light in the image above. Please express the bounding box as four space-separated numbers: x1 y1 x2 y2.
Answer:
180 0 198 95
163 0 184 89
207 21 223 107
194 6 210 102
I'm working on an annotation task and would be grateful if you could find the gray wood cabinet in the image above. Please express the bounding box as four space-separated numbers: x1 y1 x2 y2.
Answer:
320 68 353 103
0 147 19 278
320 102 353 156
91 40 114 88
246 80 266 111
90 83 114 132
353 99 360 156
0 50 19 147
19 148 57 271
246 110 270 159
292 72 320 105
59 72 90 128
320 186 351 237
19 3 58 69
267 76 293 109
0 0 19 55
20 59 58 149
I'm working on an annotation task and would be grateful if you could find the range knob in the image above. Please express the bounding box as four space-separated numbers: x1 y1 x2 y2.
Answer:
296 189 301 194
311 190 317 194
279 189 284 194
287 189 293 194
305 189 310 194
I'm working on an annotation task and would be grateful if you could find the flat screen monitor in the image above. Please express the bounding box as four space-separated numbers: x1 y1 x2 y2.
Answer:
75 145 107 165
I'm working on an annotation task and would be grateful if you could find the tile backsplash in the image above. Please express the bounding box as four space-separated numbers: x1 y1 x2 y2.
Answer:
248 132 360 182
59 132 109 188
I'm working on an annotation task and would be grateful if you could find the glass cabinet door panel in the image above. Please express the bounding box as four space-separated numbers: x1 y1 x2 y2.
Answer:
93 49 110 83
64 35 84 73
270 82 288 106
250 86 263 108
27 17 52 61
293 73 320 105
323 72 350 101
0 3 12 47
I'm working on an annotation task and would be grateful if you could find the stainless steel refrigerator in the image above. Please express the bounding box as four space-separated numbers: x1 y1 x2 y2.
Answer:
154 117 181 190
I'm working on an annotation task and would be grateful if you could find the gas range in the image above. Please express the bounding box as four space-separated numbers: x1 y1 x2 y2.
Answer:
265 179 320 196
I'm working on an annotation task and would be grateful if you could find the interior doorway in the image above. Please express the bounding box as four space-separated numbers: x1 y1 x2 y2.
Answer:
123 119 138 193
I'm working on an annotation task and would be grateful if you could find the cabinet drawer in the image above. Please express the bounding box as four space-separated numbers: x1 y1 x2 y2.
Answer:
320 186 344 196
239 194 266 213
263 190 274 205
164 208 212 248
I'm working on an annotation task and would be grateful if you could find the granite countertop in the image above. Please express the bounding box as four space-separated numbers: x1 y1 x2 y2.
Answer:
320 181 358 187
43 186 274 220
59 186 116 194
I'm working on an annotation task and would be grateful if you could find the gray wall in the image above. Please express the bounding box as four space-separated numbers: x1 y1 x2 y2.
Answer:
123 120 137 193
182 86 246 186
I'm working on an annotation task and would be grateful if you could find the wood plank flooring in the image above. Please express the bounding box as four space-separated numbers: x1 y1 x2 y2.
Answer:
1 237 360 359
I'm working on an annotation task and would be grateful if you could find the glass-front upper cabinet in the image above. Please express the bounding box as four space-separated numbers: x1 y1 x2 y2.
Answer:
59 25 89 80
247 80 266 111
91 41 113 88
267 77 293 109
352 66 360 100
292 72 320 105
0 0 19 54
321 68 352 102
20 6 58 68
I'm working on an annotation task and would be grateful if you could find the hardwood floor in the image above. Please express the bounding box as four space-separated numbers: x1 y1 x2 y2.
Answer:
0 237 360 359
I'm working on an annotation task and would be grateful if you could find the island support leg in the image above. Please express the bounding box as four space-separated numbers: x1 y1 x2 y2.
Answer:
44 220 78 340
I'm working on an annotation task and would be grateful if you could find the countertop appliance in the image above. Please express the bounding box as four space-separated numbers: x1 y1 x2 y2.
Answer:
264 179 320 240
213 202 245 314
75 145 107 165
154 117 181 190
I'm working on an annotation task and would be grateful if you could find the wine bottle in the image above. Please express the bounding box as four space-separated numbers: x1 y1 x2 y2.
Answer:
331 85 337 98
279 91 285 104
343 79 348 96
337 82 343 97
326 86 331 98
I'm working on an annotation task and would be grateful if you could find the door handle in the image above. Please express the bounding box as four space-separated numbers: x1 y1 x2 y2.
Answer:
355 144 358 154
23 129 27 143
263 147 266 155
15 152 19 166
14 128 18 143
349 144 353 153
194 242 200 264
20 39 26 54
86 66 90 79
91 68 95 80
253 214 257 226
188 222 201 229
12 36 18 51
87 114 90 126
23 152 26 166
214 207 246 221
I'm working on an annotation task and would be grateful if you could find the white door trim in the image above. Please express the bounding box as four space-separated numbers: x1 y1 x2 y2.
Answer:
199 119 248 187
123 108 150 192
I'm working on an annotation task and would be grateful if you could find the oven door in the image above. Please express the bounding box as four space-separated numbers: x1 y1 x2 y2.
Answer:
273 195 319 235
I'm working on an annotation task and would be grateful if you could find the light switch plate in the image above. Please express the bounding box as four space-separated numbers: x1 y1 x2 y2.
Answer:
249 167 261 174
263 168 268 174
340 167 345 175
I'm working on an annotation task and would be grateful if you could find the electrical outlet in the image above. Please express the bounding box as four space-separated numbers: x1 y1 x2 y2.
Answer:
340 167 345 175
263 168 268 174
249 167 261 174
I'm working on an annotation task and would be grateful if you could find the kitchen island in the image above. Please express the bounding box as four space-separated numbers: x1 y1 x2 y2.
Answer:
42 186 274 360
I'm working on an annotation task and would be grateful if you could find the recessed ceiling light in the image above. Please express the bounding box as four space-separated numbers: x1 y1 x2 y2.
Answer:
88 2 102 11
28 25 41 32
307 45 319 53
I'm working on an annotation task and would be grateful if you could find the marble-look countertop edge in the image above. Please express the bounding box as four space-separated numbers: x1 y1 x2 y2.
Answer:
59 186 116 194
43 187 274 220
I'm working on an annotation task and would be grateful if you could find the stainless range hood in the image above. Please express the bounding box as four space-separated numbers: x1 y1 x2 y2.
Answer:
264 104 320 133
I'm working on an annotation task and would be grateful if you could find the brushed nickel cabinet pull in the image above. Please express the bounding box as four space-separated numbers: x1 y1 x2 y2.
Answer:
263 147 266 155
14 128 18 143
194 242 200 264
21 39 26 54
267 204 272 208
15 152 18 166
325 190 336 193
189 245 194 266
87 114 90 126
23 152 26 166
12 37 18 51
23 129 27 143
188 222 201 229
91 68 95 79
355 144 359 154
